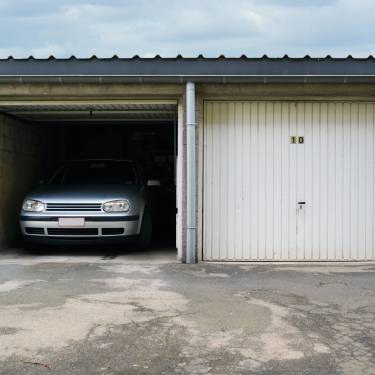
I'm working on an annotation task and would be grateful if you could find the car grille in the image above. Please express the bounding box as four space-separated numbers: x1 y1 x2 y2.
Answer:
102 228 124 235
46 203 102 212
47 228 99 236
25 227 45 235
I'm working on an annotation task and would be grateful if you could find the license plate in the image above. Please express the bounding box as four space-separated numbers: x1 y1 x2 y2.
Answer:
58 218 85 227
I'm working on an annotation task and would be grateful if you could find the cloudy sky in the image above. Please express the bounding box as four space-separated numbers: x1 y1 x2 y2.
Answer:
0 0 374 58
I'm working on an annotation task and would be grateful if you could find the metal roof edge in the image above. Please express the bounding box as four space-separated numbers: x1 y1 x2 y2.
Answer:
0 75 375 84
2 56 375 82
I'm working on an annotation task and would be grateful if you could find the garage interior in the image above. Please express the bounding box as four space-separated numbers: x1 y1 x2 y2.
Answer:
0 101 178 251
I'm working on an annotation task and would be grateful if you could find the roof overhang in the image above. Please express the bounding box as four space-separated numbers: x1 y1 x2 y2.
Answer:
1 57 375 84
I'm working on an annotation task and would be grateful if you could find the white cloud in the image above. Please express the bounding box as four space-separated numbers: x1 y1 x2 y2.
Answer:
0 0 374 58
30 42 67 57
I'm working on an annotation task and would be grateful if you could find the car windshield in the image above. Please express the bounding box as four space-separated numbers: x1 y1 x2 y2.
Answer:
49 161 137 185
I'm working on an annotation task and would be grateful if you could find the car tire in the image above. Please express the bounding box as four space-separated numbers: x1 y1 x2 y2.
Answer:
138 209 152 249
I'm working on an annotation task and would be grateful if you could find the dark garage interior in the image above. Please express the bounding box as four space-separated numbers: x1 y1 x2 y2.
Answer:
0 102 178 250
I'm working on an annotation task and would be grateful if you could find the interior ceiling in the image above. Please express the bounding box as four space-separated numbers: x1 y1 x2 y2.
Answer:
0 102 177 122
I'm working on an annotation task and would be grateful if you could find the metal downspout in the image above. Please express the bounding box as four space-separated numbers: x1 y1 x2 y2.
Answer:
185 82 197 263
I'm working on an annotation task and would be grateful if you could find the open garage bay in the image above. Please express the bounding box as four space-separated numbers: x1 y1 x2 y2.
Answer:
0 101 178 254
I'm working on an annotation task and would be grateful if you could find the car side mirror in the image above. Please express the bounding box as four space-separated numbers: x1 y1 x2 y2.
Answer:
147 179 161 186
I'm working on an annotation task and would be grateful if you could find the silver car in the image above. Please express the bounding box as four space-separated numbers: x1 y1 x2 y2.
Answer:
19 159 152 246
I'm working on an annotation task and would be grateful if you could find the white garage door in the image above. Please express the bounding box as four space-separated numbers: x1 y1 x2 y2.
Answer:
203 101 375 261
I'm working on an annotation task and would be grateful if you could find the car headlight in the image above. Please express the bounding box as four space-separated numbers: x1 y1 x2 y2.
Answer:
22 199 45 212
102 200 130 212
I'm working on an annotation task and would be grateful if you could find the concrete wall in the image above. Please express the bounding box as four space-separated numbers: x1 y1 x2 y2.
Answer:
0 83 184 100
0 114 49 248
198 83 375 100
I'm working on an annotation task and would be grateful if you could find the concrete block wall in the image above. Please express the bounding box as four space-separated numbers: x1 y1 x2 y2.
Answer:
0 114 49 248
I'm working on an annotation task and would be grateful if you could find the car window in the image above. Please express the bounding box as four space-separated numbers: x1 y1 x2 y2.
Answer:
49 161 137 185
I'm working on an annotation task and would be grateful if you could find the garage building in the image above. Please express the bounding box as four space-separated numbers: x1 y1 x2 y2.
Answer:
1 55 375 262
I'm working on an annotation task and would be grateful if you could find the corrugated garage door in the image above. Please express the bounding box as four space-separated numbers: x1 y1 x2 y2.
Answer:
203 101 375 261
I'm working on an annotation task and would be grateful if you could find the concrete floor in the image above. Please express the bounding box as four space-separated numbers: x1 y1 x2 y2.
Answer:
0 246 374 374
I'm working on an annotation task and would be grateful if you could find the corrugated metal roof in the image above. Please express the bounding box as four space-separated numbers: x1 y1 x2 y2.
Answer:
1 55 375 83
1 54 375 60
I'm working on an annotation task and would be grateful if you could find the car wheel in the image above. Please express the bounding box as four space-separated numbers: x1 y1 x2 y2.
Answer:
138 209 152 248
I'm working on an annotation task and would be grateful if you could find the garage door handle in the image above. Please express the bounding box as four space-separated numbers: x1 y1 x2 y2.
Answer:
298 202 306 205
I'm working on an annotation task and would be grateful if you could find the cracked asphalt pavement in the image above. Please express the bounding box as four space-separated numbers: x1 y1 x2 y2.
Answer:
0 246 374 374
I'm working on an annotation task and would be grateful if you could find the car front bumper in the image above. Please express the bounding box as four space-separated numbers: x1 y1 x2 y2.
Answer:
20 214 141 244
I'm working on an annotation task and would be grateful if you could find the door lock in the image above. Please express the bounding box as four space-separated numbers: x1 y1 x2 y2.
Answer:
298 202 306 210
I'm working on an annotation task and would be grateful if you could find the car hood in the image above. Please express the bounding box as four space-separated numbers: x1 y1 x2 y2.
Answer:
26 184 142 203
